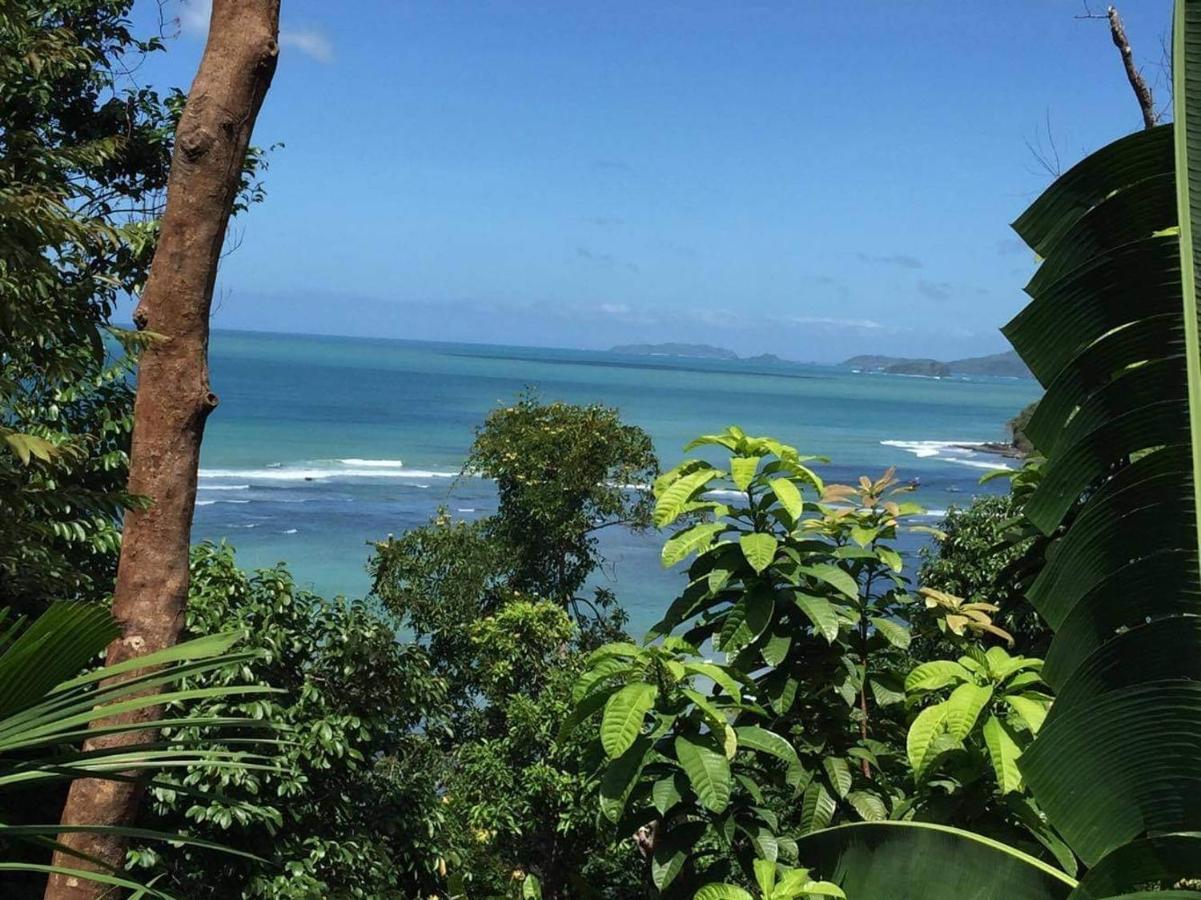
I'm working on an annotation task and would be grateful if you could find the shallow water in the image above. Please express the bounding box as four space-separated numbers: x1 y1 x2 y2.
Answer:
193 330 1040 633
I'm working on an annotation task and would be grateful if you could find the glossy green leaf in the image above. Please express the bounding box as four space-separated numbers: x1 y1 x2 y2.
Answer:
982 714 1024 794
905 660 972 694
601 682 656 758
795 593 840 643
655 467 722 528
943 683 993 740
731 456 761 490
869 616 910 650
822 757 852 799
770 477 804 521
663 522 727 568
720 586 774 653
907 703 949 775
675 734 732 814
740 533 779 574
694 885 754 900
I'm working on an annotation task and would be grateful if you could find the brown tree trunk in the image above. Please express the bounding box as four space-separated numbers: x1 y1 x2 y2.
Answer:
1107 5 1158 129
44 3 280 897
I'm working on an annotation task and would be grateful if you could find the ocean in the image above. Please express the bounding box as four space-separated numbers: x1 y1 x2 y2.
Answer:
192 330 1041 633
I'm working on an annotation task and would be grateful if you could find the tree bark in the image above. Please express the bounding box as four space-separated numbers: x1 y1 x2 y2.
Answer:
1107 5 1158 129
44 3 280 897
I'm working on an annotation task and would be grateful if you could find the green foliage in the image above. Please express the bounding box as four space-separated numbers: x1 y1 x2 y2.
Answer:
570 429 950 891
0 0 273 615
794 2 1201 892
695 858 845 899
0 0 171 612
465 391 659 608
370 512 514 723
904 645 1070 872
370 396 660 897
442 600 644 897
0 600 277 897
917 495 1049 655
128 544 449 898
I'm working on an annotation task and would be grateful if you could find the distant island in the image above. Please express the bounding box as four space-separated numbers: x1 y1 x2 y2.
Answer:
841 349 1031 379
609 342 738 360
607 344 1032 378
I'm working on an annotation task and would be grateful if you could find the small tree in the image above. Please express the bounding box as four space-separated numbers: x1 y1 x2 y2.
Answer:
465 391 659 620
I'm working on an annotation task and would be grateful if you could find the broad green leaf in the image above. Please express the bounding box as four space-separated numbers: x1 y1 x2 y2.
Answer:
558 682 620 742
796 563 859 600
655 467 722 528
683 688 737 758
735 726 800 768
652 772 686 815
754 857 776 893
907 703 949 775
877 545 903 573
870 616 910 650
1069 832 1201 898
1007 694 1050 735
983 713 1024 794
769 477 804 521
943 682 993 740
822 756 852 799
762 627 792 666
800 780 837 833
739 533 779 573
522 874 542 899
795 593 840 643
731 456 762 490
571 655 629 703
683 661 744 701
846 790 888 822
662 522 727 568
601 682 656 758
719 586 774 653
599 736 652 822
795 822 1076 899
675 734 732 813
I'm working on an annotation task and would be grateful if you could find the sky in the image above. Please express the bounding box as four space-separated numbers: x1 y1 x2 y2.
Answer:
129 0 1175 362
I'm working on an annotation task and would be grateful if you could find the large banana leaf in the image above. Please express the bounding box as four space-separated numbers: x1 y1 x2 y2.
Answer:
794 0 1201 893
795 823 1075 899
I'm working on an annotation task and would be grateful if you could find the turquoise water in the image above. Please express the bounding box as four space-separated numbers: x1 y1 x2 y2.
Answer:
193 330 1040 632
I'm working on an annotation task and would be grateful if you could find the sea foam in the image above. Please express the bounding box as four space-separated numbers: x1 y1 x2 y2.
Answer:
200 459 458 482
880 440 1011 471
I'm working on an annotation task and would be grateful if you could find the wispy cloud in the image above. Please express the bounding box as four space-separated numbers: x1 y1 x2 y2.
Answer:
280 29 334 64
917 279 952 301
787 315 887 330
856 252 924 270
177 1 334 63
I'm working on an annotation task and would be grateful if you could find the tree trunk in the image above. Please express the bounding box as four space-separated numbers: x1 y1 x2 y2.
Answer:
1107 5 1158 129
44 3 281 897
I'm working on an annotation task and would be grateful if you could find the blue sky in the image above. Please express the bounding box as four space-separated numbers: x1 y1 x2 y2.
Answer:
132 1 1174 361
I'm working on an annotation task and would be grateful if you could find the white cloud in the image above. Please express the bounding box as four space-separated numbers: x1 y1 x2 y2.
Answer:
787 316 887 330
177 1 333 64
280 29 334 64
